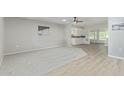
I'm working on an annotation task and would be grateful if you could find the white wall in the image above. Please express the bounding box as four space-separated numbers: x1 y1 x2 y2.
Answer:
108 17 124 59
0 17 4 64
4 18 66 55
64 24 72 46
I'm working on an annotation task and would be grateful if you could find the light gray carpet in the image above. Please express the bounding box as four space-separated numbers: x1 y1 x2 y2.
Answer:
0 47 87 76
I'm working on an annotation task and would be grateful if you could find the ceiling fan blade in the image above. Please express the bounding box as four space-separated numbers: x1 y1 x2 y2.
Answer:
77 21 83 22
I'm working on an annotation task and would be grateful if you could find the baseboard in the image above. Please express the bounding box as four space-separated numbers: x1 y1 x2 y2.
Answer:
4 44 65 56
108 55 124 60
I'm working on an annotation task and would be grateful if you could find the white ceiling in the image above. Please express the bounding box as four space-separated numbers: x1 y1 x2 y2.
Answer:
23 17 108 27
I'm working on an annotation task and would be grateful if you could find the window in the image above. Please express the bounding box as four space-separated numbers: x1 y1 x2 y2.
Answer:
99 31 108 40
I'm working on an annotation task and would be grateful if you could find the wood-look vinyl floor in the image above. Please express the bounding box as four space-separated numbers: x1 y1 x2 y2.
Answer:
48 44 124 76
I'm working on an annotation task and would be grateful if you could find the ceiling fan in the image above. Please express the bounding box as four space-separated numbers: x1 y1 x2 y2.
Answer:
72 17 83 23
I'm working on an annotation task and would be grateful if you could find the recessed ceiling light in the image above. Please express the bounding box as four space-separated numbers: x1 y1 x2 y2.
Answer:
62 19 67 22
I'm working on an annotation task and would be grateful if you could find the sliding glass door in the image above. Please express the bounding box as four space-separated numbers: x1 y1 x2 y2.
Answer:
89 31 97 43
89 31 108 44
